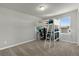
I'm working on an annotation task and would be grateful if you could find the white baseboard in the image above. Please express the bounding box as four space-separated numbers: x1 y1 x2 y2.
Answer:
0 39 35 51
61 39 77 44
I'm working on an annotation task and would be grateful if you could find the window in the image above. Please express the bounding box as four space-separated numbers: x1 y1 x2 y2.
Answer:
60 16 71 33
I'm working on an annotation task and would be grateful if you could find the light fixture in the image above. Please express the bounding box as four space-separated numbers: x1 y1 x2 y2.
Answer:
37 4 47 11
39 6 45 11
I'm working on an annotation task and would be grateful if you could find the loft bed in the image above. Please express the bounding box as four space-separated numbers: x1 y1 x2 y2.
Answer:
36 19 59 41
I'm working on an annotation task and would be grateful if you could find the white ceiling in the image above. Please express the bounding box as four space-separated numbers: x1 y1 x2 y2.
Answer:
0 3 79 19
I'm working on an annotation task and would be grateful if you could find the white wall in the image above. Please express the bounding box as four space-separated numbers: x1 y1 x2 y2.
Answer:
77 9 79 44
0 7 41 49
51 9 78 43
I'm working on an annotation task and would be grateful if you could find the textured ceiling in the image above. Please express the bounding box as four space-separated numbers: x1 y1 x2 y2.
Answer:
0 3 78 18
